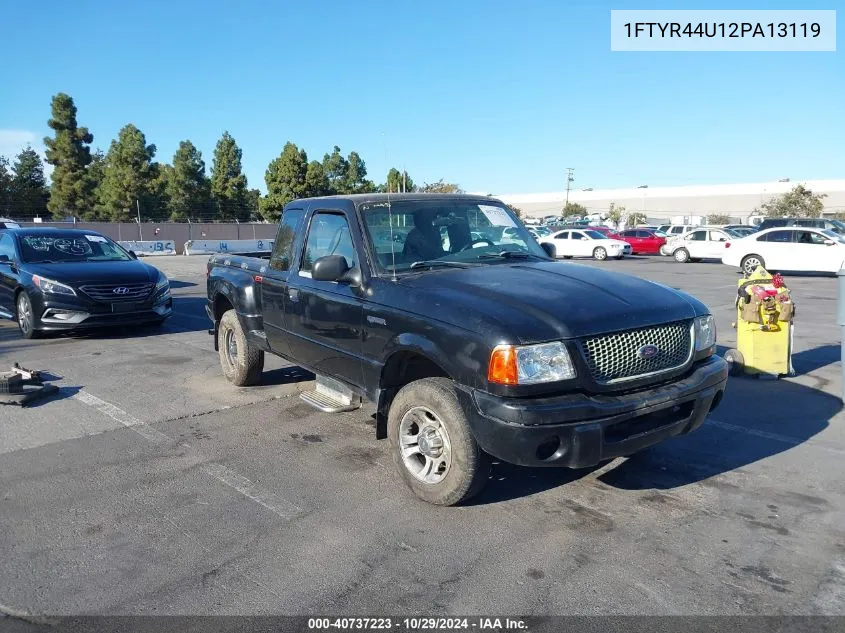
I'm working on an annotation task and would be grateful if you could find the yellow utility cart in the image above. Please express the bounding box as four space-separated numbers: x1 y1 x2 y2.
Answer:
724 265 795 378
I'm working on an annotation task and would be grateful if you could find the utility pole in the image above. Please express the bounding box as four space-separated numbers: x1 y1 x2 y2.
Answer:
136 199 142 241
565 168 575 206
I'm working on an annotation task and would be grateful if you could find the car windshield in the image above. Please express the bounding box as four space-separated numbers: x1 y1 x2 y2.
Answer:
821 229 845 243
17 232 133 263
653 230 667 237
359 199 549 274
826 220 845 234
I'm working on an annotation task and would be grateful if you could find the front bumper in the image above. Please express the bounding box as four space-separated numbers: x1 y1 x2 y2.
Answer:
33 294 172 331
459 356 728 468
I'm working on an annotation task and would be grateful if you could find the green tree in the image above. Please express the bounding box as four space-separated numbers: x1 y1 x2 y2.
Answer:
707 213 731 225
606 202 625 228
0 156 12 216
304 160 330 198
245 188 261 220
210 131 249 221
97 124 157 221
85 149 107 219
506 204 522 219
562 201 587 218
420 179 463 193
144 162 171 221
383 168 415 193
166 140 211 221
10 147 50 218
261 142 308 221
322 145 349 194
43 93 94 218
759 184 827 218
345 151 375 193
626 211 647 228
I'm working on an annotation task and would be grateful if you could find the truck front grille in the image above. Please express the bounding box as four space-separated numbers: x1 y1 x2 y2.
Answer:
578 320 693 385
79 283 154 303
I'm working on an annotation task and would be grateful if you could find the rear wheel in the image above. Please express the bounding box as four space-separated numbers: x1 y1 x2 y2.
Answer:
741 254 765 275
724 349 744 377
16 292 39 339
673 248 690 263
218 309 264 386
593 247 607 261
388 377 490 506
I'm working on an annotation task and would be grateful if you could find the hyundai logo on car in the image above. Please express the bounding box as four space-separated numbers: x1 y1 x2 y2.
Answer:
112 287 130 295
638 344 659 359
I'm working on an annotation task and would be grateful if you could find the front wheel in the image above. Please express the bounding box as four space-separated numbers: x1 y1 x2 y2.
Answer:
674 248 690 263
724 349 744 377
16 292 39 339
388 377 490 506
218 309 264 386
593 247 607 261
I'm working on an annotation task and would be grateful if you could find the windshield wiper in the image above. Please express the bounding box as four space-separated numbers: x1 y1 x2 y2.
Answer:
475 251 547 261
26 259 62 264
408 260 474 270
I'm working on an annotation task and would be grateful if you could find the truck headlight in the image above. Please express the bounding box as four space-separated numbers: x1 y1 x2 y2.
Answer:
694 315 716 352
155 272 169 291
488 342 576 385
32 275 76 297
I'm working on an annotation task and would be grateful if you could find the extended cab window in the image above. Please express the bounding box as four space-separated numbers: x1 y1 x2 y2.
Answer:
301 212 356 273
0 234 14 261
269 208 304 271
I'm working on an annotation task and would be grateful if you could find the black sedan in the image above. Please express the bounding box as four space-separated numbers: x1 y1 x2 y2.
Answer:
0 227 172 338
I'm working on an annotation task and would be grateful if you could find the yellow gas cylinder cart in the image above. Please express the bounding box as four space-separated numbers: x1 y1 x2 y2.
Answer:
723 266 795 378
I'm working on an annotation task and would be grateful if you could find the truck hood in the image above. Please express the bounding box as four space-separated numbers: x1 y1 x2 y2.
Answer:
25 260 160 286
396 261 708 342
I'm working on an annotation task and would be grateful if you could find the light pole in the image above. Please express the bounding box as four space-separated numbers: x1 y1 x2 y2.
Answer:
565 168 575 206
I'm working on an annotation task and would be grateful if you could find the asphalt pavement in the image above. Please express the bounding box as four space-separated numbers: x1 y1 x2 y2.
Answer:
1 254 844 618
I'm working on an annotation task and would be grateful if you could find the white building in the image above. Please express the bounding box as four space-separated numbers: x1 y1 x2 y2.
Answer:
493 179 845 224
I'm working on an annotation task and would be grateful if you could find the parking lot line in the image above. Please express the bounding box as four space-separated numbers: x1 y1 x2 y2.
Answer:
706 418 845 456
70 388 305 522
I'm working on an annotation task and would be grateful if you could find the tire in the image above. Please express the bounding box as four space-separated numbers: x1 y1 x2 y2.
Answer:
16 292 39 340
724 349 744 377
388 377 491 506
593 247 607 261
615 254 624 259
673 248 690 263
217 309 264 386
741 254 765 275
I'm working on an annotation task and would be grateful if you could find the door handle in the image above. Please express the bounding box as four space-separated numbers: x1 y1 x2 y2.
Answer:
288 288 299 302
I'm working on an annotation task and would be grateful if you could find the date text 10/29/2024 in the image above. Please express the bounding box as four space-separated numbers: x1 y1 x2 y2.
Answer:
308 618 529 631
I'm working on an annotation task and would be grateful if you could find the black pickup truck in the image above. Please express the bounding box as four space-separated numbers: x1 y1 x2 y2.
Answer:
206 194 728 505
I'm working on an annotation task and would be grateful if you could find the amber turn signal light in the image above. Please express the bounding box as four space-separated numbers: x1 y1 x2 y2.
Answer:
488 345 519 385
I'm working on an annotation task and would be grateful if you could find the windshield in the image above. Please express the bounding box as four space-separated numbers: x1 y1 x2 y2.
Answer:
359 199 549 273
827 220 845 234
17 233 133 263
821 229 845 243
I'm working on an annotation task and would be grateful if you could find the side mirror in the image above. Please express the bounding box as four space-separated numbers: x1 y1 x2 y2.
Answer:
312 254 351 282
825 239 836 246
128 250 138 260
540 242 556 258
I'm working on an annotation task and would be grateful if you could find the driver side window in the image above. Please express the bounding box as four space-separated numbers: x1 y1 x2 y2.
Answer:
301 212 356 273
0 234 14 261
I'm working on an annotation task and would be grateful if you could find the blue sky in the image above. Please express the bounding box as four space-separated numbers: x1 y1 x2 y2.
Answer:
1 0 842 194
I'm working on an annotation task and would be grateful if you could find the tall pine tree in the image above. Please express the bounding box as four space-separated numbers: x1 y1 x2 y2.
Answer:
210 131 248 221
0 157 12 216
11 147 50 218
43 93 94 218
96 124 157 221
166 140 210 221
260 142 308 221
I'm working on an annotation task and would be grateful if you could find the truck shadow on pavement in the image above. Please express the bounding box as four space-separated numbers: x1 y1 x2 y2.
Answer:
472 345 841 503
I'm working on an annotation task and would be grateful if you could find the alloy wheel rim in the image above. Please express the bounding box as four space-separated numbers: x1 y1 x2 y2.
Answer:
398 406 453 485
224 329 238 368
18 296 31 334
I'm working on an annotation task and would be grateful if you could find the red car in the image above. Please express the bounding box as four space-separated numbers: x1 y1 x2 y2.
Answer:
588 226 622 240
618 228 666 255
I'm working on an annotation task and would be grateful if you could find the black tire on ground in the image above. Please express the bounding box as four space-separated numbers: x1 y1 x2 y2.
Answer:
388 377 491 506
563 255 573 259
724 349 744 377
217 309 264 386
593 247 607 261
674 248 690 263
741 254 765 275
16 292 39 340
615 254 624 259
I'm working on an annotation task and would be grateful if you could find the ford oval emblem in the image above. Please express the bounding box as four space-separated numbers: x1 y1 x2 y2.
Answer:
638 344 659 359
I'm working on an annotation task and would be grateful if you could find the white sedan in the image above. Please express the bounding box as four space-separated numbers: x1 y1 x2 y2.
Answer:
663 226 735 262
541 229 632 261
722 226 845 274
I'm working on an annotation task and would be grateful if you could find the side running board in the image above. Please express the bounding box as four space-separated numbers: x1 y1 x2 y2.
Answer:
299 375 362 413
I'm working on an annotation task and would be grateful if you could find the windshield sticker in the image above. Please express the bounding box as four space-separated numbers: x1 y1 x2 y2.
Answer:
478 204 516 228
21 237 51 251
85 235 108 243
53 238 93 256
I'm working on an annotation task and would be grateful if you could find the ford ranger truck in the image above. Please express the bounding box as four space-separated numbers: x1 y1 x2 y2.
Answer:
206 194 728 506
